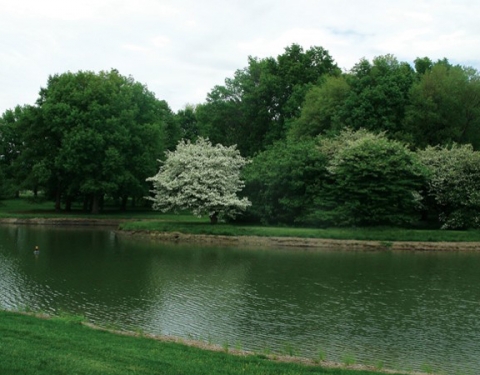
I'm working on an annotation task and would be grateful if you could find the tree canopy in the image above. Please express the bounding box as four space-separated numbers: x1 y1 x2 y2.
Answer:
0 69 174 212
4 45 480 228
418 144 480 229
147 137 251 223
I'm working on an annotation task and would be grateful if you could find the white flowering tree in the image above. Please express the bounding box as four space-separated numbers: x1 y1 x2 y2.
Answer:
147 137 251 223
418 144 480 229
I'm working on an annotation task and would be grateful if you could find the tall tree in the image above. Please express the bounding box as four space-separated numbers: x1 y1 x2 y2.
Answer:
30 69 170 213
0 105 42 197
405 62 480 149
198 44 339 156
175 104 200 141
288 76 350 139
340 55 415 138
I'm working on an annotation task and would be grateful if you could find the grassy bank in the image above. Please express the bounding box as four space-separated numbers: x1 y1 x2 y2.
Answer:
0 310 410 375
3 197 480 242
118 220 480 242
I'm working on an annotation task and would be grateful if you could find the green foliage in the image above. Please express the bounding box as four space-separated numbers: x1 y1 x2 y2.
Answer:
341 55 415 137
147 137 251 223
175 104 200 141
405 62 480 149
316 130 426 226
418 144 480 229
243 138 327 225
288 76 351 139
197 44 339 156
6 69 172 213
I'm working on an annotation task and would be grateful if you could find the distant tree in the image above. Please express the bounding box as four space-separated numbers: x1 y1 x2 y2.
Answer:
198 44 340 156
243 138 327 225
175 104 200 141
147 137 251 223
405 62 480 149
316 130 426 226
340 55 415 138
418 144 480 229
288 76 350 139
0 105 41 198
413 57 433 75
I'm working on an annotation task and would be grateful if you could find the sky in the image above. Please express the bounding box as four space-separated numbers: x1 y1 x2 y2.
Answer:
1 0 480 114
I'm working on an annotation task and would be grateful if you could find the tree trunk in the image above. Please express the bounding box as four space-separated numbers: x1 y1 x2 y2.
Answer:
120 195 128 212
65 196 72 212
209 212 218 225
55 188 62 212
83 195 91 212
91 194 100 214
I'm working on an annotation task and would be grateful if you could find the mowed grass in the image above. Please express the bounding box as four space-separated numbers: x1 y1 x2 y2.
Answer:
119 220 480 242
3 197 480 242
0 310 405 375
0 197 201 222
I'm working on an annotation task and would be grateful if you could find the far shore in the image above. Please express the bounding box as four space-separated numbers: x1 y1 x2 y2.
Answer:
2 217 480 252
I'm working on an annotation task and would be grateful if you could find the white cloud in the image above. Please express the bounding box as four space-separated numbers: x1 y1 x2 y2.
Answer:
1 0 480 112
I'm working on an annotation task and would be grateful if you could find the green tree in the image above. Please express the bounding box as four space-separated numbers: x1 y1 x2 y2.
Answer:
0 105 41 198
316 130 426 226
418 144 480 229
198 44 339 156
29 69 169 213
288 75 350 139
243 138 327 225
175 104 200 141
147 137 251 223
405 62 480 149
341 55 415 138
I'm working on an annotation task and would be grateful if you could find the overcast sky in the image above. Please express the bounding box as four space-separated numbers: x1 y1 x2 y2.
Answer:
1 0 480 114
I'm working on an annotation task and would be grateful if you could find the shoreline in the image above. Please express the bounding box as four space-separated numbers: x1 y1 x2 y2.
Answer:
0 217 126 226
2 217 480 251
117 229 480 251
10 310 432 375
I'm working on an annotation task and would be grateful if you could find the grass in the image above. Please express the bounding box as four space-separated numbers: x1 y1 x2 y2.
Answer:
118 219 480 242
0 310 408 375
3 196 480 242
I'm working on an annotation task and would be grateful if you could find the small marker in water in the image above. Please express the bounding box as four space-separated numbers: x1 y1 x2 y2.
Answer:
34 246 39 253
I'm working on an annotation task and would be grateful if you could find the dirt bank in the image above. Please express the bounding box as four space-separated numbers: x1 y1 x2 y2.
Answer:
0 217 126 227
2 217 480 251
117 230 480 252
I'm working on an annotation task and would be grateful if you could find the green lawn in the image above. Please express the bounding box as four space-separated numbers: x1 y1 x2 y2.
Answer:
0 310 408 375
3 197 480 242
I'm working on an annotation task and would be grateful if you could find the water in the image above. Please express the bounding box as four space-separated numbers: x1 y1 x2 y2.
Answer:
1 224 480 374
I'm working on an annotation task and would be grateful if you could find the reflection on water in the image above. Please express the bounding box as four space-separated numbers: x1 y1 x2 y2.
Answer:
1 224 480 374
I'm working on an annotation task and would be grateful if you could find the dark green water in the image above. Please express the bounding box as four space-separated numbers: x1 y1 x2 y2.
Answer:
1 225 479 374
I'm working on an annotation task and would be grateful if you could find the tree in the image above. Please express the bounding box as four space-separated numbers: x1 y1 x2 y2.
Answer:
0 105 41 198
198 44 339 156
288 75 350 139
316 130 426 226
147 137 251 223
340 55 415 138
405 62 480 149
418 144 480 229
175 104 200 141
29 69 170 213
243 138 327 225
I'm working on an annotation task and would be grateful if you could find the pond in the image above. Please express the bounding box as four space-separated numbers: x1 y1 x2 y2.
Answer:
1 224 479 374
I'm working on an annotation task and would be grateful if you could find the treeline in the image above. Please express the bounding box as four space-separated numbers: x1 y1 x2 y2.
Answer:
1 44 480 228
